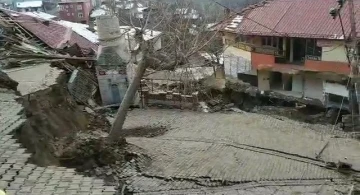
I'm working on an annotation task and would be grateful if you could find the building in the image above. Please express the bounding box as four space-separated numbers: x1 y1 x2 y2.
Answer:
58 0 92 24
15 1 43 12
219 0 360 111
95 16 162 106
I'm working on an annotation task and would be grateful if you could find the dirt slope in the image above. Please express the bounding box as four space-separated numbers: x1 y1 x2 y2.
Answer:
16 74 89 166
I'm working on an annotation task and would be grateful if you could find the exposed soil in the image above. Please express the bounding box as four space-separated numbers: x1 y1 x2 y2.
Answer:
14 72 156 187
15 73 89 166
120 126 168 138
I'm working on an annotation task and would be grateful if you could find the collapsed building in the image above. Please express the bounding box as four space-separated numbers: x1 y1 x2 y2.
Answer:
0 9 118 194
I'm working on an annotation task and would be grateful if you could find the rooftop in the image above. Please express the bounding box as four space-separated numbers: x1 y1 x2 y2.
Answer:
1 9 98 53
90 8 107 18
16 1 42 8
119 26 162 41
221 0 360 39
23 11 58 20
58 20 98 44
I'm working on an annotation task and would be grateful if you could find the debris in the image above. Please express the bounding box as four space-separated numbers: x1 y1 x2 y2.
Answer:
0 70 18 91
342 114 360 132
230 107 246 114
199 102 209 113
223 103 235 109
85 107 95 114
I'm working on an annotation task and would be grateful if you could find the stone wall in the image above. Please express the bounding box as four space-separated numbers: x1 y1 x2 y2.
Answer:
141 90 198 110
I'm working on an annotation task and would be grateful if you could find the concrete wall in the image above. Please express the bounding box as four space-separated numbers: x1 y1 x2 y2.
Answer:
96 66 128 105
304 74 324 102
257 70 270 91
323 81 348 97
223 46 254 77
292 74 303 93
321 41 348 63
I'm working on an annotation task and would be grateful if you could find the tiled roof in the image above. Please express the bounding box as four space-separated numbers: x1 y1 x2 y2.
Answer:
223 0 360 39
2 9 98 52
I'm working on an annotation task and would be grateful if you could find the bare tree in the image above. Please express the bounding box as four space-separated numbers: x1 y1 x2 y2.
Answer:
108 0 224 139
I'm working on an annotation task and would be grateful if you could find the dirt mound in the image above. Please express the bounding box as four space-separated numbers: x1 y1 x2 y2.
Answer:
58 134 126 170
56 131 150 185
16 74 89 166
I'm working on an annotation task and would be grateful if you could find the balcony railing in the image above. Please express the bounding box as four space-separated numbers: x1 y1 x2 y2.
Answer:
229 42 283 57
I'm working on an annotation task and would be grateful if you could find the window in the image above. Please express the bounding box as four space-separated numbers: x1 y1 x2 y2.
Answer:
70 5 73 8
67 13 70 16
235 35 251 43
306 39 322 57
65 5 69 8
72 13 74 16
78 13 83 18
77 5 82 10
261 37 278 47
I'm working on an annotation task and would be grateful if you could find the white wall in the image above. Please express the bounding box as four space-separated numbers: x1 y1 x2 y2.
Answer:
304 75 324 102
258 70 270 91
292 74 303 93
223 46 255 78
96 67 128 105
321 41 348 63
323 82 348 97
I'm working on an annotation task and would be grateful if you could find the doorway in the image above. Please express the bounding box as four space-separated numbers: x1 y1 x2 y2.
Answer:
293 38 306 63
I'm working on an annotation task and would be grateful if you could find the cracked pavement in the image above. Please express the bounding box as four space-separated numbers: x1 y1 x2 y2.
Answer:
119 109 360 194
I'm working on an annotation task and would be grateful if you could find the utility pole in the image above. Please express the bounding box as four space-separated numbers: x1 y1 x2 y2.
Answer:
330 0 359 118
348 0 358 76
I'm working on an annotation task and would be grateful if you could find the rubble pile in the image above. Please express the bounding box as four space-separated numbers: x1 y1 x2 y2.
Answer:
56 129 152 186
0 26 54 69
342 114 360 132
0 70 18 91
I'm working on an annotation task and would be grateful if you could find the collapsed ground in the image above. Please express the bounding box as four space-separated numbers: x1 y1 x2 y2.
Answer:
13 74 360 194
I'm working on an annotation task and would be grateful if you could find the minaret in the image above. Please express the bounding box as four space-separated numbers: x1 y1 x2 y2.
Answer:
95 15 128 106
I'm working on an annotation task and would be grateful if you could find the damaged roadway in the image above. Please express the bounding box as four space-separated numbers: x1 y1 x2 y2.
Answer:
2 62 360 194
107 109 360 194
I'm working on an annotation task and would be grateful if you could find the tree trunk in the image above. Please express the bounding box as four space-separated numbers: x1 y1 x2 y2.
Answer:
108 57 147 139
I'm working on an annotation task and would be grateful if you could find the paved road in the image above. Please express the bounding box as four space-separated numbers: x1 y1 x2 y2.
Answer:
119 109 359 194
0 91 117 195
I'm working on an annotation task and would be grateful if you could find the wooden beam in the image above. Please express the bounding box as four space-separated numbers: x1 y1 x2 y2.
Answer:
0 54 96 61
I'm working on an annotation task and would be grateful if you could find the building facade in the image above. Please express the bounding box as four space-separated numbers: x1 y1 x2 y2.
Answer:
58 0 92 24
220 0 360 111
15 1 43 12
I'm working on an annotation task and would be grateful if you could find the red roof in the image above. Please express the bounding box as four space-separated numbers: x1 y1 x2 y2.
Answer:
225 0 360 39
2 9 98 52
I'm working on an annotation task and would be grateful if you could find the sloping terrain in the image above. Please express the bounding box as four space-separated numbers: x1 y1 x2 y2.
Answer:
15 74 89 166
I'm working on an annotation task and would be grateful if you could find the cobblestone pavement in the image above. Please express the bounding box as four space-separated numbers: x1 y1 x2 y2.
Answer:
0 90 117 195
133 180 352 195
119 109 360 193
123 109 360 169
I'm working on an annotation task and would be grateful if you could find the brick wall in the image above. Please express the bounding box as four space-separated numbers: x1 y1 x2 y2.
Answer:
251 52 275 69
304 60 350 75
141 90 198 110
